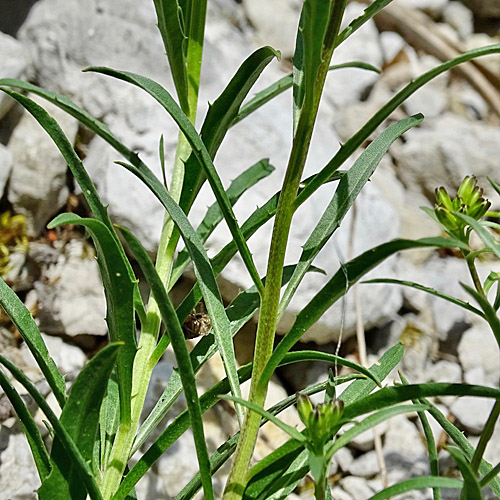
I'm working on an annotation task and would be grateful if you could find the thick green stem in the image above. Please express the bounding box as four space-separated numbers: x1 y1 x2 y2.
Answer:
101 125 196 500
222 3 346 496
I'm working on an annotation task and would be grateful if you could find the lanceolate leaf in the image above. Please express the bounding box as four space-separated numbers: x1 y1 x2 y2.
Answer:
152 0 189 113
278 114 424 317
446 446 483 500
48 213 136 423
367 477 463 500
296 44 500 206
38 343 120 500
171 159 275 286
0 361 51 481
261 237 465 386
244 344 404 499
0 278 66 407
364 278 484 318
87 66 264 295
343 383 500 421
115 356 359 500
235 62 380 125
118 225 215 500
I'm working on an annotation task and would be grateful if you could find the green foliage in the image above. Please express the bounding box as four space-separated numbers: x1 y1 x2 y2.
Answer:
1 1 500 500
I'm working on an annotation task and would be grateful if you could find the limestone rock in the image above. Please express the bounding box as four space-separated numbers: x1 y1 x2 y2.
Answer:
242 0 301 58
392 113 500 200
0 32 30 120
0 429 40 499
33 240 107 337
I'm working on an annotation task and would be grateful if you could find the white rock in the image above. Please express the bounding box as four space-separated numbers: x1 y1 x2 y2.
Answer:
450 394 494 434
443 1 474 39
34 240 107 336
349 420 388 452
242 0 301 58
7 93 78 236
0 145 12 197
392 113 500 200
458 323 500 386
346 450 381 477
0 430 40 499
429 360 462 384
383 415 426 459
0 32 30 120
41 333 87 374
404 55 449 119
333 446 354 472
339 475 376 500
331 486 354 500
380 32 406 66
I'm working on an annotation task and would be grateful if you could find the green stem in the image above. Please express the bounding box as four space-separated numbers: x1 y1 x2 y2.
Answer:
102 104 198 500
465 253 486 298
222 3 346 498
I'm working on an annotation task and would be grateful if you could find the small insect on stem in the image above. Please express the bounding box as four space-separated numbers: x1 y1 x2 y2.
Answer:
182 300 212 339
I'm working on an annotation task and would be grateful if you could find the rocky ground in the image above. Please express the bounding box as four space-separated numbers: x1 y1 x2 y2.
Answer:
1 0 500 499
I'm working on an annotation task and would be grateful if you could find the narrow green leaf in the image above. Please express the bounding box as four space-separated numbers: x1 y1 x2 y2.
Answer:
278 350 380 387
446 446 483 500
364 278 484 318
86 66 267 295
336 0 394 47
296 44 500 206
118 225 215 500
278 114 424 318
49 213 136 423
0 278 66 407
133 264 323 456
235 62 380 126
456 212 500 260
344 384 500 421
261 237 464 387
0 362 51 481
39 343 119 500
171 159 275 287
152 0 189 113
115 358 358 500
99 373 120 475
243 345 404 500
422 397 500 496
0 348 108 500
220 395 307 444
480 461 500 488
325 404 430 462
367 477 463 500
399 373 441 500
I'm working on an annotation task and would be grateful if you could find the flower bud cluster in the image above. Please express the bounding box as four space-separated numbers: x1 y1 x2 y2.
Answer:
297 393 344 455
434 176 490 238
